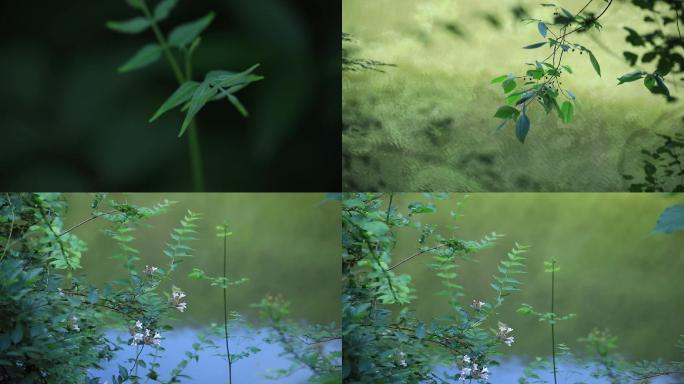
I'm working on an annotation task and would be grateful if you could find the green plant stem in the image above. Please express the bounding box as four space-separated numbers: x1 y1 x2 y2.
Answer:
188 123 205 192
223 227 232 384
551 261 557 384
140 0 205 191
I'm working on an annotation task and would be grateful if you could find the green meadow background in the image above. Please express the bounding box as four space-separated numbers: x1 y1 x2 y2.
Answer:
63 193 341 325
342 0 682 191
388 193 684 361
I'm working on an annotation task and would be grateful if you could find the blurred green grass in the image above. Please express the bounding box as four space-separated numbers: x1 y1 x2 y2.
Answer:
64 193 341 325
388 193 684 360
342 0 682 191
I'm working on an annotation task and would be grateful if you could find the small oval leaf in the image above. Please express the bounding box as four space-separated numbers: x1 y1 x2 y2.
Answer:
515 114 530 143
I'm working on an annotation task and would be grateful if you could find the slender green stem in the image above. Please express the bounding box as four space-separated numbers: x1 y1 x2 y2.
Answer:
223 227 232 384
139 0 205 191
187 123 205 191
551 260 557 384
139 1 184 83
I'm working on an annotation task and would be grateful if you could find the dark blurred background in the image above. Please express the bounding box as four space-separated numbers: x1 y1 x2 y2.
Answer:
0 0 340 191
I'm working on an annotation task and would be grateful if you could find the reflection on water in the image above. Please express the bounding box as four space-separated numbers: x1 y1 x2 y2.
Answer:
92 328 341 384
436 358 677 384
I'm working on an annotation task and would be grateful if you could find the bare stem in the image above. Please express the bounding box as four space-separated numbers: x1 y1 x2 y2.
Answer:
223 227 233 384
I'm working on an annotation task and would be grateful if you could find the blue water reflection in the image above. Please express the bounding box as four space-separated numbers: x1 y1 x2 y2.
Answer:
436 358 678 383
91 328 340 384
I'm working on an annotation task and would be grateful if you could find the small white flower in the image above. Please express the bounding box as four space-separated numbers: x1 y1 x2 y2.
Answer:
135 320 143 329
504 336 515 347
471 300 486 311
463 354 471 364
399 359 407 367
72 324 80 332
459 367 472 380
176 302 187 312
144 265 158 275
152 331 161 346
131 332 144 345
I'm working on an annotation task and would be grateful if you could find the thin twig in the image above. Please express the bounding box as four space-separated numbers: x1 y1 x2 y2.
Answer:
59 210 117 237
387 245 447 271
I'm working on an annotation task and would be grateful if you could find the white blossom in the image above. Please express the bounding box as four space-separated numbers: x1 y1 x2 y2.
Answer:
463 354 471 364
144 265 158 275
135 320 143 329
471 299 486 311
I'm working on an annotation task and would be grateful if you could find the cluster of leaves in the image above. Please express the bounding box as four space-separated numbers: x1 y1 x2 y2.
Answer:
342 193 528 383
622 131 684 192
617 0 682 102
251 295 341 384
342 33 395 73
0 193 206 383
492 1 610 143
108 0 262 137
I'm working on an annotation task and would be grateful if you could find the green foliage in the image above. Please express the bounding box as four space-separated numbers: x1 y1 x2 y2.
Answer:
252 295 341 383
108 0 262 138
342 193 527 383
0 193 335 383
618 0 682 102
622 131 684 192
491 1 611 142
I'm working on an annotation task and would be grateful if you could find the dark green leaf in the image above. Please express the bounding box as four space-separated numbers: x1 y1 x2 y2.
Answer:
168 12 215 48
178 82 218 137
515 114 530 143
523 42 546 49
118 44 162 73
502 78 517 93
623 51 638 66
154 0 178 21
617 70 644 84
126 0 143 9
494 105 520 120
561 8 574 19
150 81 200 122
588 50 601 77
106 17 150 34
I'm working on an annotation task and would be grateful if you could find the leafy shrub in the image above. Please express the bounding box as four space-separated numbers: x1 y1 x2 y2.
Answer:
0 193 340 383
342 193 528 382
492 0 681 143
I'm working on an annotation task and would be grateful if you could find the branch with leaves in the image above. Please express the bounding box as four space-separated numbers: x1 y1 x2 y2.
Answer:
491 1 612 143
108 0 263 191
